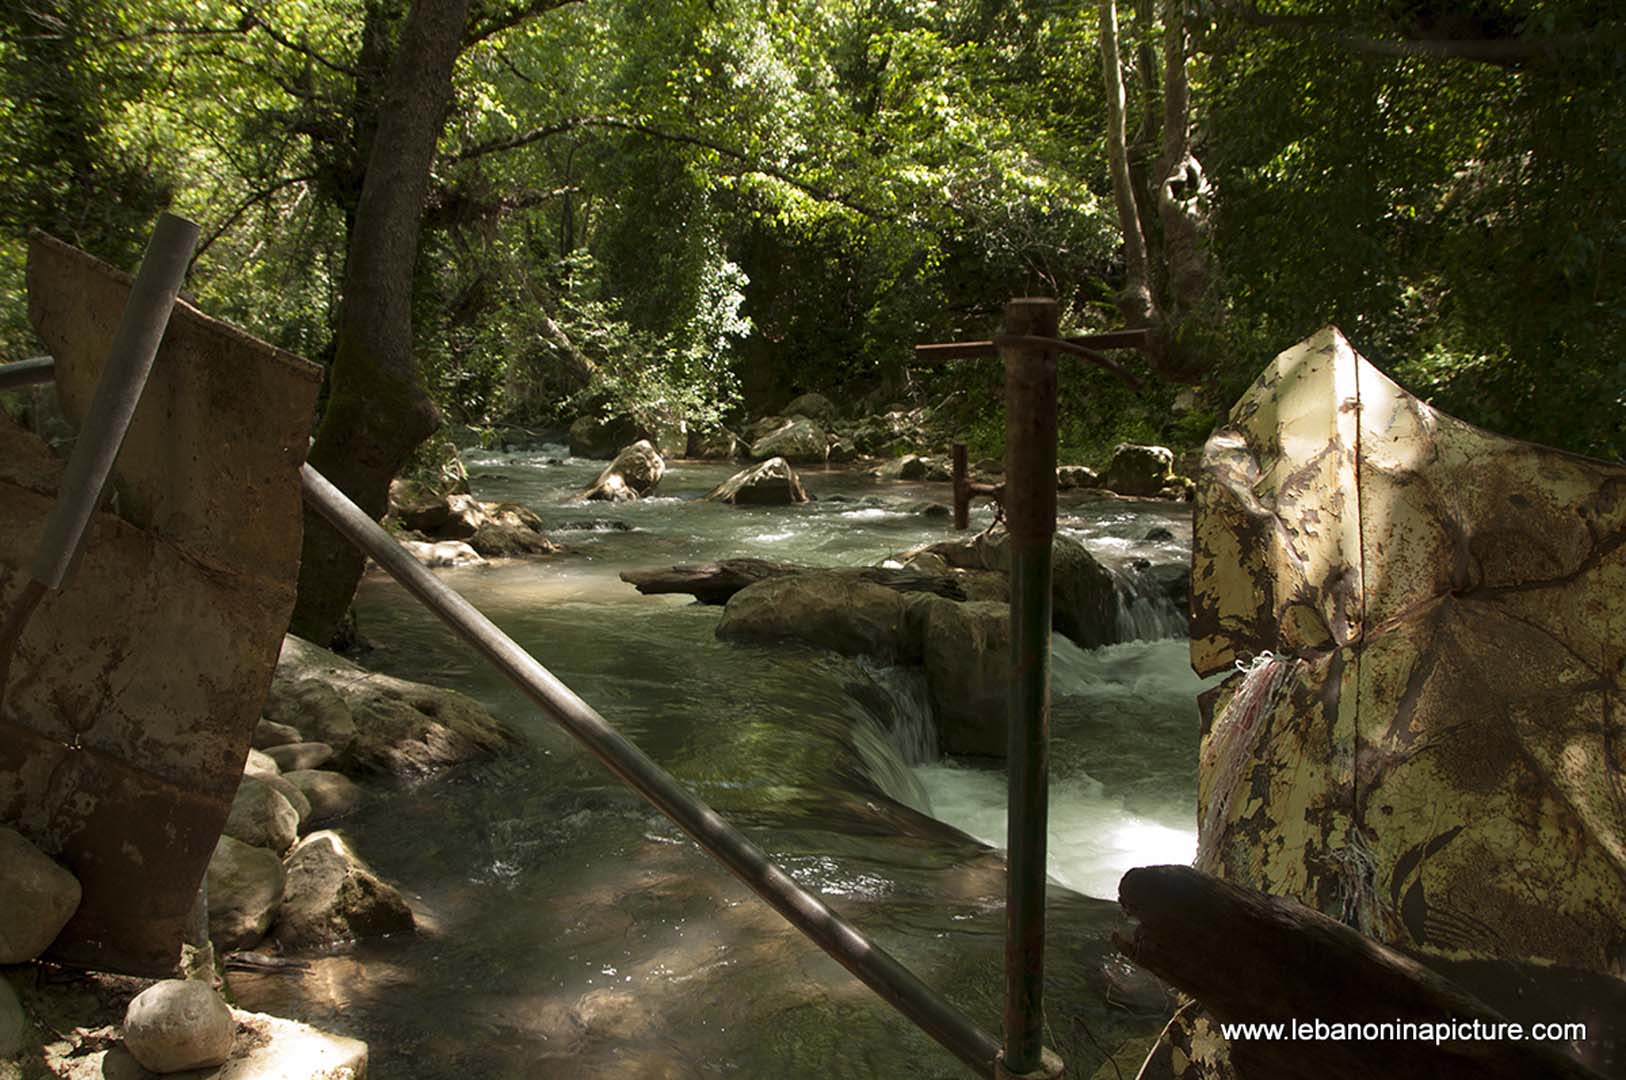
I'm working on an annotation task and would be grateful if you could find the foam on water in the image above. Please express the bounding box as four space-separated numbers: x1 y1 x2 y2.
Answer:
913 636 1211 899
915 762 1196 898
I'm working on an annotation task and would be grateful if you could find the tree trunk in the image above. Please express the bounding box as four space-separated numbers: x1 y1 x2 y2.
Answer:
1156 0 1211 316
1099 0 1158 329
290 0 474 646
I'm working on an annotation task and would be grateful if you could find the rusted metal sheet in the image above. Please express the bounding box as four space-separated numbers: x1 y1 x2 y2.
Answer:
1191 326 1626 974
0 232 320 975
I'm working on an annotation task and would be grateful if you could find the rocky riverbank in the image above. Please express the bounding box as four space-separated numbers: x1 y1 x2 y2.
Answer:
0 633 519 1079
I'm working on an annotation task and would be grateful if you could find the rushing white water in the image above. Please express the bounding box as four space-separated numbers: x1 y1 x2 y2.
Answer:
914 764 1198 898
859 627 1211 900
1113 586 1187 642
926 635 1210 898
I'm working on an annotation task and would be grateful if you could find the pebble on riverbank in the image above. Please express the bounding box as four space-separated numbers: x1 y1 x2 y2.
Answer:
17 968 368 1080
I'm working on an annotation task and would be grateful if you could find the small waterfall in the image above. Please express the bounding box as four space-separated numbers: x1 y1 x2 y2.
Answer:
847 660 938 814
1112 563 1188 642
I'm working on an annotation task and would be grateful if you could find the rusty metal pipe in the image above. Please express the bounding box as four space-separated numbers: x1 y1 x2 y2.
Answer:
299 463 1003 1078
998 299 1063 1078
0 356 56 390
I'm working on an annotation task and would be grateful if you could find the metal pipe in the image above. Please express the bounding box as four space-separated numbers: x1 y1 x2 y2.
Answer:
0 356 56 390
953 443 970 530
299 463 1003 1078
998 299 1062 1078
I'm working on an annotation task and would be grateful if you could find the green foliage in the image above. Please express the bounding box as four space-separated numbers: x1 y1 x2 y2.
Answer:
1 0 1618 466
1201 2 1625 459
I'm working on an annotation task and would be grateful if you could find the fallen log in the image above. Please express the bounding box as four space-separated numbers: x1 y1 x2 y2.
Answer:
1115 865 1602 1080
620 559 966 605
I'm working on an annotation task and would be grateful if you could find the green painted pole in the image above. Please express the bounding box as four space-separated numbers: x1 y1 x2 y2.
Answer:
997 298 1065 1079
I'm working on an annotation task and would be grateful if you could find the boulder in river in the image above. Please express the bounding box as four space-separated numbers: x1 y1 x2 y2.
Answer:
466 501 560 557
848 407 926 456
206 834 285 951
0 827 81 964
582 439 665 501
401 538 488 568
0 976 25 1058
392 493 558 557
897 527 1120 648
242 748 280 779
282 770 364 826
255 772 311 827
122 980 235 1074
875 453 950 482
687 426 744 460
274 830 415 948
1057 464 1100 490
715 575 927 663
748 416 828 464
262 677 356 754
1101 443 1175 496
223 776 299 855
263 741 335 773
271 635 519 777
919 599 1010 756
251 718 301 749
782 391 837 422
387 437 477 533
569 413 645 459
705 457 811 505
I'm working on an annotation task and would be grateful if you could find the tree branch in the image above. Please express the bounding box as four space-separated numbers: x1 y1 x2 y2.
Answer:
1099 0 1157 327
87 21 251 49
191 174 318 265
423 184 577 230
236 6 359 76
462 0 586 49
449 116 882 216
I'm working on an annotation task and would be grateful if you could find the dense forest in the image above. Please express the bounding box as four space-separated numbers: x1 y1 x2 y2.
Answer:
2 0 1620 462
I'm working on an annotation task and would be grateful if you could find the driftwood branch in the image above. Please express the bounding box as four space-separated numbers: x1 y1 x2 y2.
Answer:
620 560 966 606
1115 866 1602 1080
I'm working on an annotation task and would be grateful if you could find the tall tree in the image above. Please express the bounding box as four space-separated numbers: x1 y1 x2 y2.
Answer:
1099 0 1212 378
289 0 475 645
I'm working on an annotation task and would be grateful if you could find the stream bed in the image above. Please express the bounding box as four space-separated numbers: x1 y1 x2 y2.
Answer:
229 450 1211 1078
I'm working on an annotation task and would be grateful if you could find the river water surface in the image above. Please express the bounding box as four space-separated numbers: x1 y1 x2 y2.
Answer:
230 450 1211 1078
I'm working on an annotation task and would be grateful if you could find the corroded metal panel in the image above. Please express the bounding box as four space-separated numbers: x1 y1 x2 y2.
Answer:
0 233 320 975
1193 326 1626 973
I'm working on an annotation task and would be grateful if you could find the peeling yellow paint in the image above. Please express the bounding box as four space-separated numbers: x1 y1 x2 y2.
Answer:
1192 327 1626 974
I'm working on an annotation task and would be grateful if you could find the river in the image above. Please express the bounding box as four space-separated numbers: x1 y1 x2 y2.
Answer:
229 448 1212 1078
